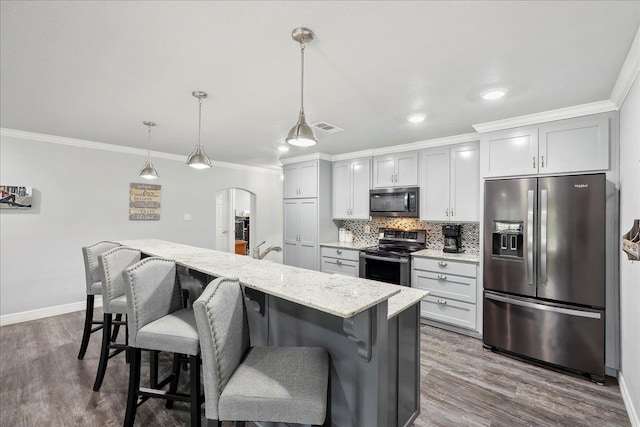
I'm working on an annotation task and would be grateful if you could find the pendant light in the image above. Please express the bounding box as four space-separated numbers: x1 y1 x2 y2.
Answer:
286 27 318 147
187 90 212 169
139 121 159 179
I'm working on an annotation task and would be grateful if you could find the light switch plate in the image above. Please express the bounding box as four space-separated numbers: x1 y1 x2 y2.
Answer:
184 214 192 221
364 225 371 234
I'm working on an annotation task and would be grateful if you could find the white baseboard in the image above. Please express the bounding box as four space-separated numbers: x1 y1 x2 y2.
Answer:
0 297 102 327
620 372 640 427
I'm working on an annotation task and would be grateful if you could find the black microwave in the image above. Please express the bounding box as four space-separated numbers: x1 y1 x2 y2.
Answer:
369 187 419 217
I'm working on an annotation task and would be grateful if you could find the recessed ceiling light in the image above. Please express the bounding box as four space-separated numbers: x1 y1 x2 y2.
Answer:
481 89 507 100
278 145 290 152
407 113 427 123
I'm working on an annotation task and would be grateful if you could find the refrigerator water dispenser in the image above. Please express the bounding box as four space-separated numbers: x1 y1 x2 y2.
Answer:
491 221 523 258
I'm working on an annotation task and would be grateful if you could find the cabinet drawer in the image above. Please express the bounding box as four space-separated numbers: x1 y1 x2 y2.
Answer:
412 257 476 278
321 247 360 262
420 296 476 330
321 258 359 277
412 270 476 303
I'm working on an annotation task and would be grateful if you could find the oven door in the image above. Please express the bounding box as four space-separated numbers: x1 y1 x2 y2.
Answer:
359 252 410 286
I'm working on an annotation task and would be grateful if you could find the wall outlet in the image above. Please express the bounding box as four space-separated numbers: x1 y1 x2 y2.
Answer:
364 225 371 234
183 213 192 221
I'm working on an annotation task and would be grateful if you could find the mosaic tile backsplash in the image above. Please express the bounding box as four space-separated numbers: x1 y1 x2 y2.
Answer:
342 218 480 255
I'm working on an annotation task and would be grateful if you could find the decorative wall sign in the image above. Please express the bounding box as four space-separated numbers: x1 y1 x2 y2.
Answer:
129 183 161 220
0 185 32 209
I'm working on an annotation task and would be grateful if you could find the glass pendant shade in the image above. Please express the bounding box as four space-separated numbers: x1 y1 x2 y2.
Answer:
286 111 318 147
187 144 212 169
139 160 159 179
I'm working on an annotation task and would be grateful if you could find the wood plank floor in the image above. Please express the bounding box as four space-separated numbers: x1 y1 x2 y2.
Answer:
0 309 630 426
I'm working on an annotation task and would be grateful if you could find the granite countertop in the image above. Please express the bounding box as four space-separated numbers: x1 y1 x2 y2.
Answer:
387 288 429 319
411 249 480 263
320 241 375 250
118 239 403 319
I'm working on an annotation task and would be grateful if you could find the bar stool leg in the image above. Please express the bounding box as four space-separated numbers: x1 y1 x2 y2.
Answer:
165 353 181 409
124 348 141 427
93 313 113 391
78 295 95 360
111 313 122 342
189 354 202 427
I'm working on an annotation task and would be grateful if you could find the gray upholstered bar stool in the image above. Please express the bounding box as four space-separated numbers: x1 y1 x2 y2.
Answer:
193 277 329 427
78 240 120 360
92 247 141 391
123 257 203 427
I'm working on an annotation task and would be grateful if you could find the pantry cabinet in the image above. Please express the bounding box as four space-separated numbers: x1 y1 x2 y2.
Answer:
420 142 479 222
284 199 319 271
283 160 318 198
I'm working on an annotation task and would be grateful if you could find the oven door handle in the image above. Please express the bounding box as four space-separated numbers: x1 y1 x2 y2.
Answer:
360 254 409 264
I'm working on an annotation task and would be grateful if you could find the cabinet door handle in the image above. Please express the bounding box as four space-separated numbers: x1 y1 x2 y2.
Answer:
337 249 343 255
445 209 449 217
541 155 545 167
533 157 536 168
438 261 447 267
437 274 447 280
336 260 343 266
436 299 447 305
451 209 454 216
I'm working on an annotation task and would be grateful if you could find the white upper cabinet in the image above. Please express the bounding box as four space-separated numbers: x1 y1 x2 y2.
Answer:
372 151 418 188
283 160 318 198
480 127 539 178
538 116 609 174
450 143 480 221
332 158 371 220
481 115 610 178
420 142 479 222
420 147 450 222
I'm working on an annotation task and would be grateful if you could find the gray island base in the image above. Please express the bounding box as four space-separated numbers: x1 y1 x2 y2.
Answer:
118 240 428 427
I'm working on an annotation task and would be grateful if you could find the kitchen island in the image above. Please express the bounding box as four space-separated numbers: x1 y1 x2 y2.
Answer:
118 239 428 427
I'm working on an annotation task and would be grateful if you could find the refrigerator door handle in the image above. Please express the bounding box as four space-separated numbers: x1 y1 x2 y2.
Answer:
527 190 534 286
540 189 548 286
485 292 601 319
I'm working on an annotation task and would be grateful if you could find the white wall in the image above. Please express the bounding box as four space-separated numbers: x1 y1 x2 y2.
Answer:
619 73 640 424
0 134 283 316
234 189 251 216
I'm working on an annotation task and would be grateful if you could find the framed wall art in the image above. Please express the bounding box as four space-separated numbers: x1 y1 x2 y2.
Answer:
0 185 32 209
129 183 161 220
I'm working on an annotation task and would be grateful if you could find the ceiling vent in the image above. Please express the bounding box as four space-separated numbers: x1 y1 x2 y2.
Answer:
312 121 344 133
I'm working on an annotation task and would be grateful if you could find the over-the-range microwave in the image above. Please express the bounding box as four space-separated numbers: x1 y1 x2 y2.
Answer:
369 187 419 217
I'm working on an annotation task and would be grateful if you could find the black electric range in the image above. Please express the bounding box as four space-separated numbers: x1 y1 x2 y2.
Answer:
359 228 427 286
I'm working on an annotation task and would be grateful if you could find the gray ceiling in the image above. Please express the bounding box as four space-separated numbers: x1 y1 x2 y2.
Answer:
1 1 638 168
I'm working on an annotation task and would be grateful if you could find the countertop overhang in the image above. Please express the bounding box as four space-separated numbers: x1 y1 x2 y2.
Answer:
118 239 427 319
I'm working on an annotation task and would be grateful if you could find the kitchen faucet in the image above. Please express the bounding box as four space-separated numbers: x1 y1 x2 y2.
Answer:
252 241 282 260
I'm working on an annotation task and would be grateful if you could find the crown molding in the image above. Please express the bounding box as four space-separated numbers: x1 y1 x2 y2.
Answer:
279 152 333 165
472 100 618 133
0 128 280 175
333 149 375 162
610 26 640 108
413 132 480 149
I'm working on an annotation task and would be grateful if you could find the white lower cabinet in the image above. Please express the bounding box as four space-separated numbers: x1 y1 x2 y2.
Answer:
320 247 360 277
284 199 319 271
412 257 479 331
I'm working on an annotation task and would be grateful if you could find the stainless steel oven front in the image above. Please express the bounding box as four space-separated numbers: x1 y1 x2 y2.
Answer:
359 252 411 286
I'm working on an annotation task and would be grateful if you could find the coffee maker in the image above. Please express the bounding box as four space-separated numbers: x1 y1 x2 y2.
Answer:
442 224 463 253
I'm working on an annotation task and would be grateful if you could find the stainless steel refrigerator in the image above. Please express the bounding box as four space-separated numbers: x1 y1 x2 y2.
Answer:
483 173 605 382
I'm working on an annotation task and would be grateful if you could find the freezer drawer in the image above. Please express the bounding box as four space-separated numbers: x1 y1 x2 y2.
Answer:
483 291 604 379
421 296 476 330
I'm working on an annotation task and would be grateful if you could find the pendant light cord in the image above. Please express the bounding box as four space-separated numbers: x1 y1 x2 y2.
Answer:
147 125 152 160
198 97 203 146
300 42 305 113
